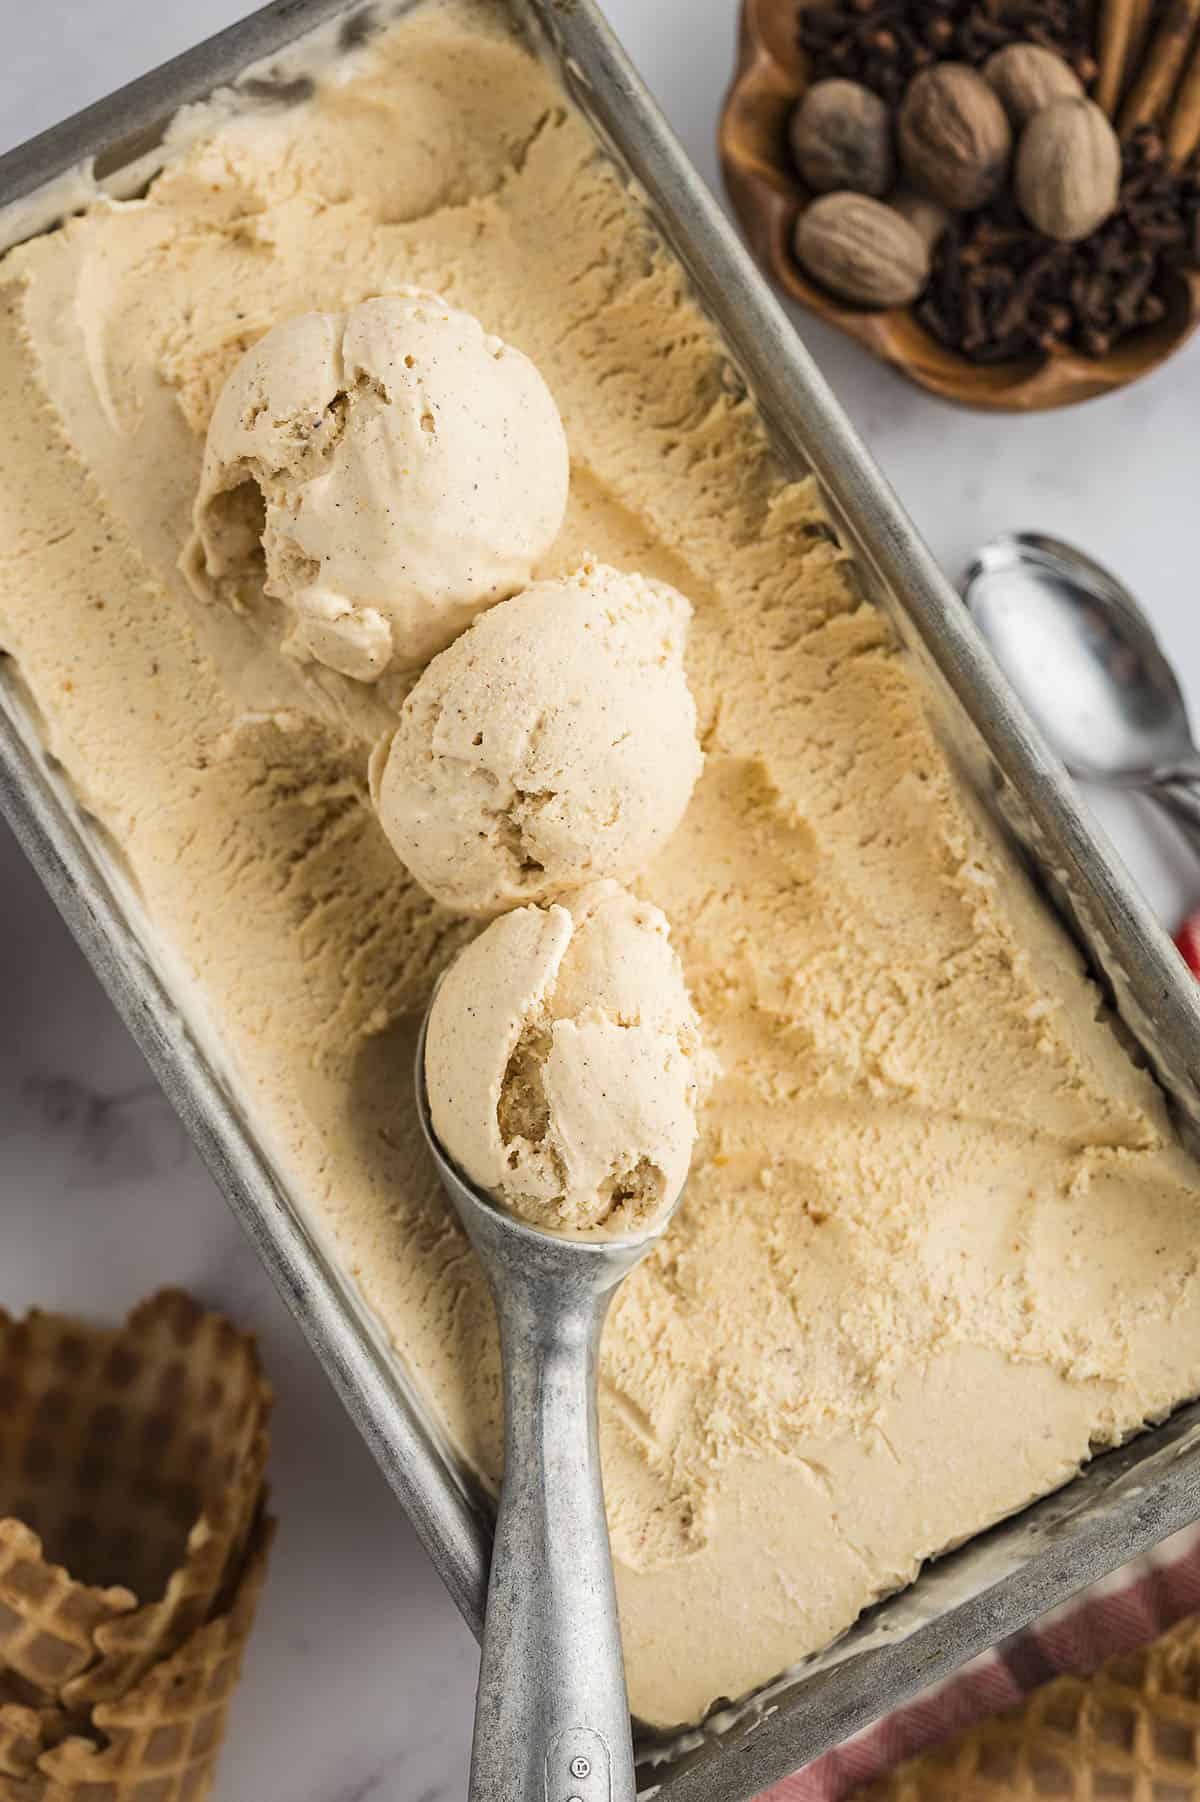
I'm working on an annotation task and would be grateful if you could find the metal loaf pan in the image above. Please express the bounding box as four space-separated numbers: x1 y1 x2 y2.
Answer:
3 4 1200 1798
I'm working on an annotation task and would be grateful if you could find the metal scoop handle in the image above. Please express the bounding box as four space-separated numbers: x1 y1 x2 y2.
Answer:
414 1021 644 1802
470 1262 635 1802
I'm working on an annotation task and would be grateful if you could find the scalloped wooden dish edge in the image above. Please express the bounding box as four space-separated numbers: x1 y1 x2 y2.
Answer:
719 0 1200 412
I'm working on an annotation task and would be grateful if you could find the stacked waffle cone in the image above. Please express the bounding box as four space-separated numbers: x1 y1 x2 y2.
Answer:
0 1290 273 1802
853 1613 1200 1801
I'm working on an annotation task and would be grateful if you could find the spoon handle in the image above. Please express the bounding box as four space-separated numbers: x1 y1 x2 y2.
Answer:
469 1274 636 1802
1151 764 1200 861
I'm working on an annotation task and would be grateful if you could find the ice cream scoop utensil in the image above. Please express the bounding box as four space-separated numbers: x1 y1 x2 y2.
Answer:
963 532 1200 858
415 1009 668 1802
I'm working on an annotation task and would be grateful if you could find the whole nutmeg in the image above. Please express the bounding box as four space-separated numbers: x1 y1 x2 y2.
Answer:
983 42 1083 128
1016 97 1121 241
898 64 1012 210
789 79 895 198
890 187 952 251
794 192 930 308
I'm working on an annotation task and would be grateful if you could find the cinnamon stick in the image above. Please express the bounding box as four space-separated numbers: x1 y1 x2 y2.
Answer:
1128 0 1160 82
1097 0 1154 114
1166 32 1200 159
1120 0 1200 135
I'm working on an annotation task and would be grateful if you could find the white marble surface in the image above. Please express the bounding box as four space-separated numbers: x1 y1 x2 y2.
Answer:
3 3 1200 1798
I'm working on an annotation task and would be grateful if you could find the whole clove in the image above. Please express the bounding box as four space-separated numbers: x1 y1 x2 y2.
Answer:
798 0 1099 105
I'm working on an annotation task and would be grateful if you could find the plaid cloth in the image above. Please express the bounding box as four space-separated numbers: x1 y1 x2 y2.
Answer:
761 1525 1200 1799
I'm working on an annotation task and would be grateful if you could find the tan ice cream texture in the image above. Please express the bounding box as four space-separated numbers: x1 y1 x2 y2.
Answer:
184 291 569 678
371 561 703 915
2 0 1199 1730
426 881 714 1235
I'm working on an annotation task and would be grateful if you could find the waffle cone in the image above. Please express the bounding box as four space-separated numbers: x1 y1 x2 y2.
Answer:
1 1508 274 1802
0 1291 271 1708
853 1613 1200 1801
0 1523 134 1703
60 1424 270 1716
0 1694 70 1802
0 1703 47 1782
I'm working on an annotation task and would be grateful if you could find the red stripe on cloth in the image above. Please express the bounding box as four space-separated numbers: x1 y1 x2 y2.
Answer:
757 1526 1200 1800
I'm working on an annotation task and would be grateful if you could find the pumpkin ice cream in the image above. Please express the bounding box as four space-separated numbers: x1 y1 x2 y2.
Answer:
184 291 569 678
1 0 1199 1731
371 562 702 915
425 881 712 1235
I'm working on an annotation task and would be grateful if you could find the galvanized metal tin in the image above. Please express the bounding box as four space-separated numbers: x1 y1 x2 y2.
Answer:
3 4 1200 1797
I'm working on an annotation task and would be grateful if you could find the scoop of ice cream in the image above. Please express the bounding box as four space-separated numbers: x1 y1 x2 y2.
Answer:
425 881 714 1237
371 562 703 915
182 292 569 679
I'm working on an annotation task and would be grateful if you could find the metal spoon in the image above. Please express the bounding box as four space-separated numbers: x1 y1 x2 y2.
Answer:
415 1008 671 1802
963 532 1200 858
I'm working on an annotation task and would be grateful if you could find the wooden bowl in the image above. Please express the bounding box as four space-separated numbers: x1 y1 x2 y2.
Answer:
719 0 1200 411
